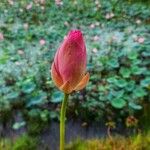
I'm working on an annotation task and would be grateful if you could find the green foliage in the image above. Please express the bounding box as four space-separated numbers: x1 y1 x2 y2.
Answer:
51 91 64 103
24 109 50 135
139 101 150 132
0 0 150 125
0 138 12 150
0 134 38 150
12 121 26 130
12 134 38 150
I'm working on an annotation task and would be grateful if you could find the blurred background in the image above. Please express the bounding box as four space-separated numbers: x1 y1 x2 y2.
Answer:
0 0 150 150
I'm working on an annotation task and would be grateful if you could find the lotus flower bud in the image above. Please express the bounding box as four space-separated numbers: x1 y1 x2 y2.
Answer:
51 30 89 94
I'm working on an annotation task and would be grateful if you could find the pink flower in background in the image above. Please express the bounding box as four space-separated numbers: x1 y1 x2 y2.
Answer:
92 48 98 53
40 39 46 45
95 0 101 8
137 37 145 44
55 0 63 6
40 0 45 4
0 33 4 41
34 0 45 4
26 3 33 10
133 35 145 44
89 22 100 29
51 30 89 94
8 0 14 5
105 13 114 19
90 24 95 29
92 35 99 41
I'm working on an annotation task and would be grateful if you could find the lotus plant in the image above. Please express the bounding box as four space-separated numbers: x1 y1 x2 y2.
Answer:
51 30 89 150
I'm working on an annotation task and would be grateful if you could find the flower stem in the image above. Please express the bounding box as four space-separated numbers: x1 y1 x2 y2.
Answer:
60 93 69 150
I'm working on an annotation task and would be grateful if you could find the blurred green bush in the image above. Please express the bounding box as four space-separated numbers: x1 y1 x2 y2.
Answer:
0 0 150 127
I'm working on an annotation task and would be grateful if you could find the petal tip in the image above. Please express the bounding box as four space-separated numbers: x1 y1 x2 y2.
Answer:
74 72 90 91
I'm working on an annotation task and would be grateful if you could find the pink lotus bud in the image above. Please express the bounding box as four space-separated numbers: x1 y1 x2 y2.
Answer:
51 30 89 94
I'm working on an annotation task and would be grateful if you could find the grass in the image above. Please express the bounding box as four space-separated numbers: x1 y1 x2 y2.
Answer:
66 132 150 150
0 134 38 150
1 131 150 150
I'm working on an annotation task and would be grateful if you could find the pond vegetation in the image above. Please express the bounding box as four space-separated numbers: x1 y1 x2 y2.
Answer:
0 0 150 149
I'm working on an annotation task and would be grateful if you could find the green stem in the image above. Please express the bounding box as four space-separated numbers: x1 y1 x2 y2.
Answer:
60 93 69 150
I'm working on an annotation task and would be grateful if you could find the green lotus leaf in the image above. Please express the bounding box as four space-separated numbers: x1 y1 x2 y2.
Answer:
129 102 142 110
115 79 127 88
27 92 47 107
111 98 126 109
127 51 138 60
107 59 119 68
133 87 147 98
120 67 131 78
140 77 150 87
22 82 36 94
6 92 19 100
107 77 117 83
12 121 26 130
125 81 135 91
131 66 146 75
51 91 63 103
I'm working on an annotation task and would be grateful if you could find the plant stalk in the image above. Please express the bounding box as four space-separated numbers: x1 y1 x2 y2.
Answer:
60 93 69 150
